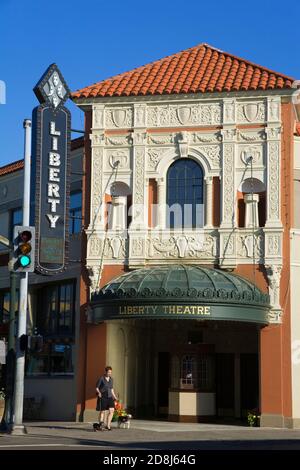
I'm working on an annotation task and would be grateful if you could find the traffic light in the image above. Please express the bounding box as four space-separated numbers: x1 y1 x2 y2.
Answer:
11 226 35 272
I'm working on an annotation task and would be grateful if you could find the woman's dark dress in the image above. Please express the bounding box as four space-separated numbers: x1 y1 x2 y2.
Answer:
96 376 115 411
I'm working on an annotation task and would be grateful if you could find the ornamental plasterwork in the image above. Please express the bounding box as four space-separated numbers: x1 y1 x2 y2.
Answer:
268 141 280 221
131 238 145 256
88 235 103 257
223 99 236 124
147 147 172 170
200 145 221 168
238 130 266 142
88 234 128 260
147 103 222 127
147 131 221 146
237 231 264 261
105 150 130 170
133 148 145 205
266 265 282 323
222 143 235 225
267 98 281 122
105 107 133 128
239 144 264 167
93 106 104 128
90 132 104 146
147 232 217 260
108 236 127 259
265 233 282 257
132 132 147 145
265 127 281 140
91 147 103 226
191 131 222 143
148 134 175 145
221 234 235 257
134 105 147 127
105 135 133 146
87 265 102 293
237 101 266 123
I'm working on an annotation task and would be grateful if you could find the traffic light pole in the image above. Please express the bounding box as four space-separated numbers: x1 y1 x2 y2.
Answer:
11 119 31 434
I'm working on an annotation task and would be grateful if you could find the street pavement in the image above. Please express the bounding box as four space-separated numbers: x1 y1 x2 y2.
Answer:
1 420 300 450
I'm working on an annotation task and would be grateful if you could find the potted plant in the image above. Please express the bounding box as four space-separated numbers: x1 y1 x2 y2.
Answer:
0 388 5 421
247 408 260 427
113 400 132 428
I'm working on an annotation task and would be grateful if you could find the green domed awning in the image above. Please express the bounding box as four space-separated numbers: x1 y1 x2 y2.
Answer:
90 265 270 325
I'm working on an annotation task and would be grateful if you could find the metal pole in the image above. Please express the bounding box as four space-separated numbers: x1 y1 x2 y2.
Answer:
11 119 31 434
0 271 17 431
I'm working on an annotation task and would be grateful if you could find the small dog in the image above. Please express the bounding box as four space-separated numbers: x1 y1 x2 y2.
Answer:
117 414 132 429
92 422 103 431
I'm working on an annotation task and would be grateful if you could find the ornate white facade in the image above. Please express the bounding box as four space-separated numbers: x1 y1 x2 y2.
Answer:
85 95 283 322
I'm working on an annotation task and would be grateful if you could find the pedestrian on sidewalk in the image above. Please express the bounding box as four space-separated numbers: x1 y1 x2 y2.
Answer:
96 366 118 430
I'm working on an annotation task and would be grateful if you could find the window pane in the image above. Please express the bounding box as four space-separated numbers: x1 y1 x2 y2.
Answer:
70 191 82 209
70 191 82 234
166 159 203 229
26 343 50 376
50 343 74 375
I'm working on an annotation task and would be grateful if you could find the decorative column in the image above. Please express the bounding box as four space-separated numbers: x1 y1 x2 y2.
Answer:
219 127 237 268
220 128 236 228
128 125 147 266
244 193 259 228
266 265 282 323
205 176 213 228
86 105 105 296
110 196 127 231
265 126 282 228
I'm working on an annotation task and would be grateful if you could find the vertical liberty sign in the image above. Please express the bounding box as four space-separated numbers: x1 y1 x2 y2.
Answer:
31 64 71 274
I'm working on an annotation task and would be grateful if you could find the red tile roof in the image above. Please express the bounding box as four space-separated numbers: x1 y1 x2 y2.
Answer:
72 43 294 100
0 159 23 176
0 138 84 176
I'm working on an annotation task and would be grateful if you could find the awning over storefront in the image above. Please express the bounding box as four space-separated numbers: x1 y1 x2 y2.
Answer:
89 265 270 325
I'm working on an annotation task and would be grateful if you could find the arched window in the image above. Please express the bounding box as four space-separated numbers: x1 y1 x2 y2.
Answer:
167 159 204 228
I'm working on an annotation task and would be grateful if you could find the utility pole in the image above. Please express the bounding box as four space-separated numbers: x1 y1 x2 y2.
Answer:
0 272 17 430
11 119 31 434
0 236 17 431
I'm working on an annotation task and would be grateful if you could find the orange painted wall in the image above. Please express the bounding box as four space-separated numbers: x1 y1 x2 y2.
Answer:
234 264 268 293
260 102 294 418
100 265 127 288
85 323 107 410
148 179 157 228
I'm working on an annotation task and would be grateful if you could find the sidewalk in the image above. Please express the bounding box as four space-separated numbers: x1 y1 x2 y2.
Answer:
1 420 300 450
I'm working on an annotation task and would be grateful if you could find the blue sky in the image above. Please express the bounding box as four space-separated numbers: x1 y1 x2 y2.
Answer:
0 0 299 166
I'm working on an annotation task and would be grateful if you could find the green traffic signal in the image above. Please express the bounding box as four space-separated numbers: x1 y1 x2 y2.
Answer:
19 255 31 267
10 226 36 273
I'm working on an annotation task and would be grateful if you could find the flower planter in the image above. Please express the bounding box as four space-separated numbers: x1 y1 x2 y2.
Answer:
0 401 5 421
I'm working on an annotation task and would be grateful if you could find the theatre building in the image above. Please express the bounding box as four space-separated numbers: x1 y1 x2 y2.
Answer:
72 43 300 427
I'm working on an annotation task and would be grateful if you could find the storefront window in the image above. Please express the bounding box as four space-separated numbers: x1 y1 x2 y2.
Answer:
69 191 82 234
179 354 214 391
26 342 74 376
26 281 75 376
